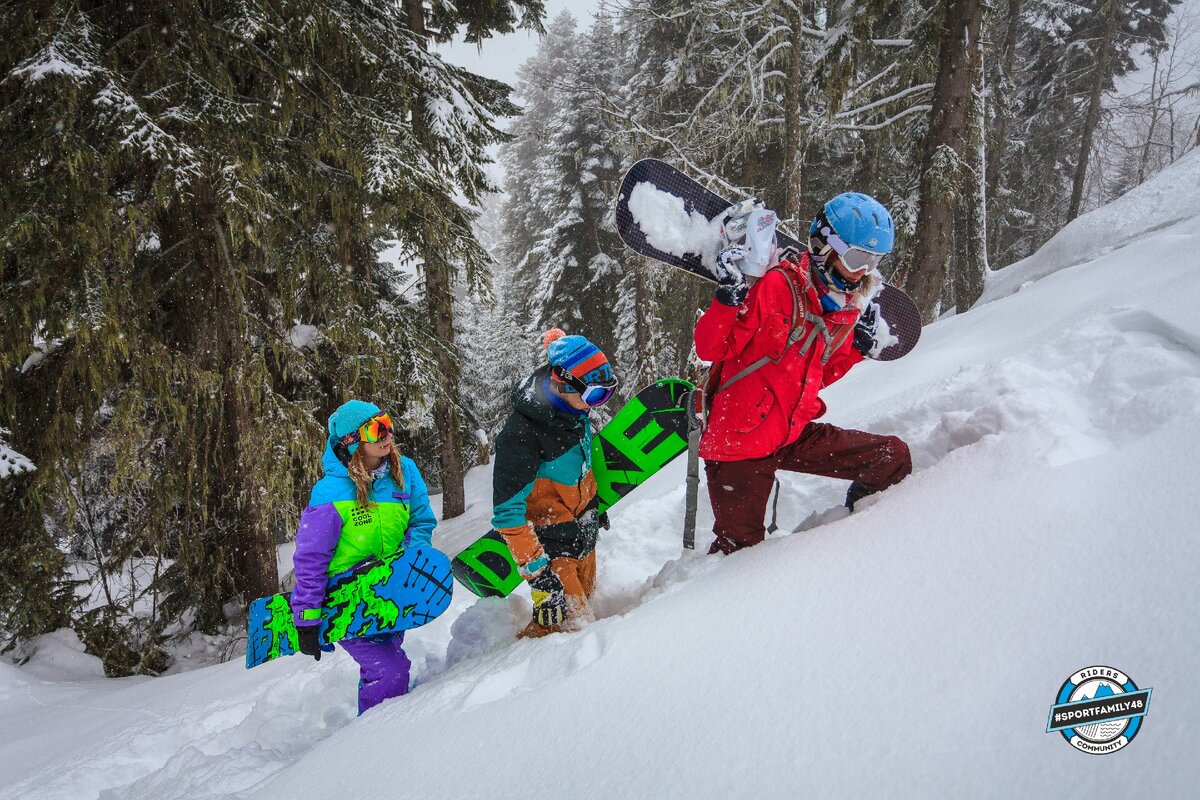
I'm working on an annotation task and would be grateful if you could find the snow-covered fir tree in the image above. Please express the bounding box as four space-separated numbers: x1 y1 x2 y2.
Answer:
457 193 528 444
0 0 529 672
497 12 663 400
994 0 1179 264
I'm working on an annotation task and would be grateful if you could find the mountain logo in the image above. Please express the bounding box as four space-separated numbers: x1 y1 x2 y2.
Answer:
1046 665 1152 755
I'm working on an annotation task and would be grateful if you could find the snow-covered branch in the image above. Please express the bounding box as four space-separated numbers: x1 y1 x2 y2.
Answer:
836 83 935 119
8 9 103 84
846 62 900 101
1160 80 1200 99
833 103 932 131
0 431 35 479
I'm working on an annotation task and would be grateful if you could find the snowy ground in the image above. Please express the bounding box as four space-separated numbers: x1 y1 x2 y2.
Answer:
4 150 1200 799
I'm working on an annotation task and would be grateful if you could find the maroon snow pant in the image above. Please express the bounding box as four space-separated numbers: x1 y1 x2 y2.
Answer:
705 422 912 555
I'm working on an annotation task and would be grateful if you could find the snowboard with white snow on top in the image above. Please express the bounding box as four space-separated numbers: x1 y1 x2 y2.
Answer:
615 158 921 361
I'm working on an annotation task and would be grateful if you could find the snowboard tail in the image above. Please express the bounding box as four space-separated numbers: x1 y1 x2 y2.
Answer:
246 545 453 669
451 531 523 599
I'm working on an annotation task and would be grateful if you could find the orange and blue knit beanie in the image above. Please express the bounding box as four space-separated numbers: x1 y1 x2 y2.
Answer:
542 328 614 385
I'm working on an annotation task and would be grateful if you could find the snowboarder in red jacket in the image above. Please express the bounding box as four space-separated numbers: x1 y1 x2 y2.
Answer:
694 193 912 555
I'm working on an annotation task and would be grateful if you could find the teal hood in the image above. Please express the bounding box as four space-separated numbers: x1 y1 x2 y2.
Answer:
322 437 350 478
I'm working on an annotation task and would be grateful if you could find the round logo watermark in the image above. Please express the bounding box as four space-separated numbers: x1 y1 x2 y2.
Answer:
1046 665 1151 755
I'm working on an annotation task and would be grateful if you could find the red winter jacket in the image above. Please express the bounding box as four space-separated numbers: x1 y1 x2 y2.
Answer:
694 254 864 461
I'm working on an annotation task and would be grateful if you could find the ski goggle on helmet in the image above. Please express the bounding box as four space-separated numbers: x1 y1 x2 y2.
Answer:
339 412 394 449
808 192 895 274
553 366 618 407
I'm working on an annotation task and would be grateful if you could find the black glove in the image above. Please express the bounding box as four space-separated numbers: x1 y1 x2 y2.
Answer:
528 568 567 627
713 246 749 307
296 624 324 661
853 302 880 357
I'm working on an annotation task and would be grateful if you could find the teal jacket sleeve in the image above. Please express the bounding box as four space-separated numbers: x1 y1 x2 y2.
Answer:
402 456 436 548
491 413 541 531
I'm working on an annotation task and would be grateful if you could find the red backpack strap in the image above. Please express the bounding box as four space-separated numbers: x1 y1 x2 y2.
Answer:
780 264 856 365
708 267 805 396
824 323 854 363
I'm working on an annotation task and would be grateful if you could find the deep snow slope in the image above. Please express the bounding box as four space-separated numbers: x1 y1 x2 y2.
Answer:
4 151 1200 800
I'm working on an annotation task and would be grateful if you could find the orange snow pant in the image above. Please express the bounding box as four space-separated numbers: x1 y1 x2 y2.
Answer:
519 550 597 639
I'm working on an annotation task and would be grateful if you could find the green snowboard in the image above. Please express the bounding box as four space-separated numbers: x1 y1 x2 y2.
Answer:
451 377 695 598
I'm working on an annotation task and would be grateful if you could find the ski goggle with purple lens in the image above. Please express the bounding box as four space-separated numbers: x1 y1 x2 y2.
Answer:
810 224 887 273
554 367 618 407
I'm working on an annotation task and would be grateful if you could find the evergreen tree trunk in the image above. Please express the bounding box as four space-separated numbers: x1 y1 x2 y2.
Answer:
953 16 990 310
1067 0 1120 222
904 0 985 322
985 0 1022 261
405 0 466 519
782 3 807 225
208 204 277 603
425 261 467 519
953 150 988 310
631 265 656 391
1136 51 1163 185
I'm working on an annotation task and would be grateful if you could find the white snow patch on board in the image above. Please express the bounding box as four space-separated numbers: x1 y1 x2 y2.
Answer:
627 182 723 275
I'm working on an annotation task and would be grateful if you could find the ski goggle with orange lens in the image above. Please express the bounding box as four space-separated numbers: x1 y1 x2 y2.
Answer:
554 367 618 407
338 413 394 451
358 413 394 442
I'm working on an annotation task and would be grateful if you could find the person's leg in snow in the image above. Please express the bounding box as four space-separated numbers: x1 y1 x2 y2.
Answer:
705 423 910 554
704 454 780 554
338 632 411 715
519 551 597 639
776 423 911 510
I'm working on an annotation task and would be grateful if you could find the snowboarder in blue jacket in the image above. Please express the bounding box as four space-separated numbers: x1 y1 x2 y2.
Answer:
290 399 437 714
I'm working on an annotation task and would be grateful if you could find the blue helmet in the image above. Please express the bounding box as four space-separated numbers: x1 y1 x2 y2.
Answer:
811 192 894 254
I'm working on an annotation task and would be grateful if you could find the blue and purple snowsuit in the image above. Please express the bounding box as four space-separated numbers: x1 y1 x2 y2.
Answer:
291 405 436 715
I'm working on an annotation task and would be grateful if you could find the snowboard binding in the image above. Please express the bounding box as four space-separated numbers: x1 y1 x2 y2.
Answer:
717 199 763 249
717 199 782 279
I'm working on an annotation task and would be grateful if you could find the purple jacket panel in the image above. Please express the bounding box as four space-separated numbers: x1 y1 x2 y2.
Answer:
290 503 343 626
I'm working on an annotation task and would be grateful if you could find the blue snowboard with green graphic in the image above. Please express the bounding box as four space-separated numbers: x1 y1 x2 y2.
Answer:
245 545 453 669
451 378 695 598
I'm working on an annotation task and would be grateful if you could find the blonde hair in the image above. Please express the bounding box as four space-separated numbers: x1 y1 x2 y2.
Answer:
855 272 881 307
347 444 405 507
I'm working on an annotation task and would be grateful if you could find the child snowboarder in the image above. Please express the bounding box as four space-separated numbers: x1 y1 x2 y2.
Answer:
290 399 437 714
695 192 912 554
492 329 618 638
